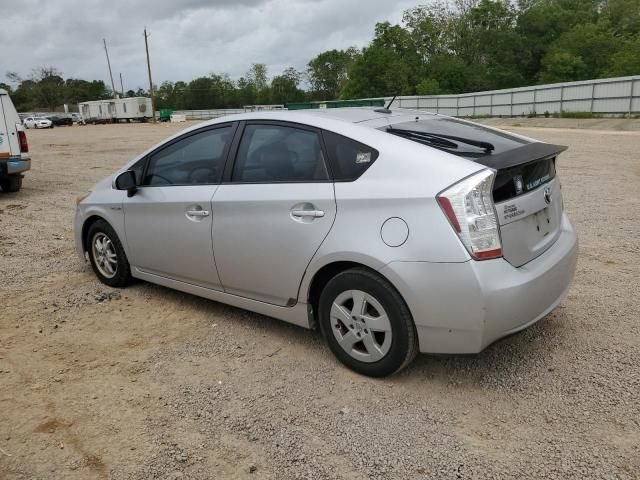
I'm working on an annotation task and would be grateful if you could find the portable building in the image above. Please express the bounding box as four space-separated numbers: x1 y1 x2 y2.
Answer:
78 100 114 123
78 97 152 123
113 97 152 121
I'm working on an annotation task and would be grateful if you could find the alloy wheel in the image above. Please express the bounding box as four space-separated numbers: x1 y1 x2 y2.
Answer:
329 289 392 363
91 232 118 279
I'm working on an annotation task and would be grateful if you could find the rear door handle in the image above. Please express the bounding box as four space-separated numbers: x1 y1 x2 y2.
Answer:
291 209 325 218
186 209 209 217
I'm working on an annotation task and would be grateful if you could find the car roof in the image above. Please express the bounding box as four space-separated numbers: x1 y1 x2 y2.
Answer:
200 107 439 132
297 107 437 123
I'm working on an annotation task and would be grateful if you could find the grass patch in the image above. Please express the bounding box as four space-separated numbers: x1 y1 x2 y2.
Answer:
551 111 603 119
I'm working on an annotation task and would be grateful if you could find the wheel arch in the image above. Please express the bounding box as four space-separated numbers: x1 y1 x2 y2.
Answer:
305 259 402 329
81 215 108 253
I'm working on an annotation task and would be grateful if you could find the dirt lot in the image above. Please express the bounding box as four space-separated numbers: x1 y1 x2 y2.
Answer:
1 120 639 479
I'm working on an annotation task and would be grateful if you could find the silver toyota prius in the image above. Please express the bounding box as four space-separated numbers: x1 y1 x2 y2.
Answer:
74 107 578 377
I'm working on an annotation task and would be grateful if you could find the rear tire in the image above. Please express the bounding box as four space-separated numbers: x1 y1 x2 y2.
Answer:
0 175 22 193
318 268 418 377
86 220 132 288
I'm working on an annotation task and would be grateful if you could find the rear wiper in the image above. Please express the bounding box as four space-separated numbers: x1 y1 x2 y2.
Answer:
387 127 495 153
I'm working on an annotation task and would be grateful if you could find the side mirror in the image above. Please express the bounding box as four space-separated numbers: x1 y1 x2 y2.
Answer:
115 170 137 197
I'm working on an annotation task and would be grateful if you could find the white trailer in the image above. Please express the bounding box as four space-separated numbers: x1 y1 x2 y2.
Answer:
78 97 152 123
78 100 114 124
114 97 152 121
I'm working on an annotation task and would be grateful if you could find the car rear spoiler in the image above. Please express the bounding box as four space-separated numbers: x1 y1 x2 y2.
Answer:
475 142 568 170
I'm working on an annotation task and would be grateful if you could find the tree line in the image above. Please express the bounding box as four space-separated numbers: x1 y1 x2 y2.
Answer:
4 0 639 112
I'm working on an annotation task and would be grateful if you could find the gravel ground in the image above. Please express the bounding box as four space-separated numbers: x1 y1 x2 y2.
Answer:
1 120 639 479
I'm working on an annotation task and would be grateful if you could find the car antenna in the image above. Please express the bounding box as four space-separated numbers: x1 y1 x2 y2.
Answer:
374 95 396 114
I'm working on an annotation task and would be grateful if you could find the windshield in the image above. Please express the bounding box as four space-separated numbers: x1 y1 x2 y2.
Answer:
381 116 530 157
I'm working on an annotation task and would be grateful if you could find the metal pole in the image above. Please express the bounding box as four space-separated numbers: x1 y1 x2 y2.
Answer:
590 82 595 113
560 85 564 114
119 73 125 98
628 79 634 118
103 39 117 99
144 28 157 123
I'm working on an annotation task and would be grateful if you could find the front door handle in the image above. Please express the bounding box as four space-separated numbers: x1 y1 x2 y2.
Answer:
186 209 210 217
291 209 325 218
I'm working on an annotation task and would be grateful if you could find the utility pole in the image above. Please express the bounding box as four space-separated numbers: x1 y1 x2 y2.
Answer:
119 72 125 98
103 38 117 99
144 28 156 123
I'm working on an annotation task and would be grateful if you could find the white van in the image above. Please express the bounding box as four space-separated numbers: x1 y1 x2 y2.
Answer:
0 88 30 192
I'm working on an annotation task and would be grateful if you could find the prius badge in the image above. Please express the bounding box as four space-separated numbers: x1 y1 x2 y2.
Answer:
544 186 553 205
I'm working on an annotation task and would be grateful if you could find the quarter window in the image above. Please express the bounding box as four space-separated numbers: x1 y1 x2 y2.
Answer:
143 126 233 186
322 131 379 181
232 124 328 182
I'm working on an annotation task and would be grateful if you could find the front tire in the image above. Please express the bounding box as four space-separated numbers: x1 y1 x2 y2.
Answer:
0 175 22 193
318 268 418 377
86 220 132 287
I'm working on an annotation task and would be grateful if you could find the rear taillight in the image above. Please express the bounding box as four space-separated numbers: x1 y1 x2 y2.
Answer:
437 169 502 260
18 130 28 153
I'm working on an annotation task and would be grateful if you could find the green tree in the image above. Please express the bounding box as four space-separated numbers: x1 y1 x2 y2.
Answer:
601 0 640 35
342 22 421 98
537 50 589 83
403 2 455 64
64 79 109 104
416 78 442 95
33 67 65 110
606 37 640 76
307 48 358 100
539 23 622 81
270 67 305 104
427 54 472 93
246 63 270 104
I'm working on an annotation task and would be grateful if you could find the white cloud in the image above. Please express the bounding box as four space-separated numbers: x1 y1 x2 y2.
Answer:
0 0 418 90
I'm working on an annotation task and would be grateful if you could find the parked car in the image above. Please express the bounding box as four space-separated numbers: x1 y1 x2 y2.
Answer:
23 116 53 129
0 88 30 192
75 108 578 376
47 114 73 126
71 113 85 125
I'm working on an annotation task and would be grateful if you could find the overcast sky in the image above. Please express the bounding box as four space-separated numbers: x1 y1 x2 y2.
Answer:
0 0 419 91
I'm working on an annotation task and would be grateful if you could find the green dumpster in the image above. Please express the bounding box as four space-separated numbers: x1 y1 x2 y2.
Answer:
159 108 174 122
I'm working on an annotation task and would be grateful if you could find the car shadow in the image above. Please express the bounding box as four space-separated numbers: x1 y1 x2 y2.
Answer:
127 279 571 387
399 308 572 389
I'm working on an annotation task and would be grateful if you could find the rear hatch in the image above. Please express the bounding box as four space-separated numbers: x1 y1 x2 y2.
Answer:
381 116 566 267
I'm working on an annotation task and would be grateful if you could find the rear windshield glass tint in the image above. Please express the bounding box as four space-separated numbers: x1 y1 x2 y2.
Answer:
385 117 529 156
493 157 556 203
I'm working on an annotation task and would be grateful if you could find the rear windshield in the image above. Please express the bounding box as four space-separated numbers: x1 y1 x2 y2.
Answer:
382 117 529 157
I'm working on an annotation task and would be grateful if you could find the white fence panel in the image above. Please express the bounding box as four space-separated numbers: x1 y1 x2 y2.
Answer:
374 76 639 117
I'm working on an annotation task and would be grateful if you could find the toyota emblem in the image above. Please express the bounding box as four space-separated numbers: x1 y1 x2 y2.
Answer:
543 186 552 204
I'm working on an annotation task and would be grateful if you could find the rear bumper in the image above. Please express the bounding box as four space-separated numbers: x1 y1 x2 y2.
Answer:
0 157 30 176
380 213 578 354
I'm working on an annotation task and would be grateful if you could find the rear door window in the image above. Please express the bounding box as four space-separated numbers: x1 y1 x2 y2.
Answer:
321 130 379 181
232 124 328 183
